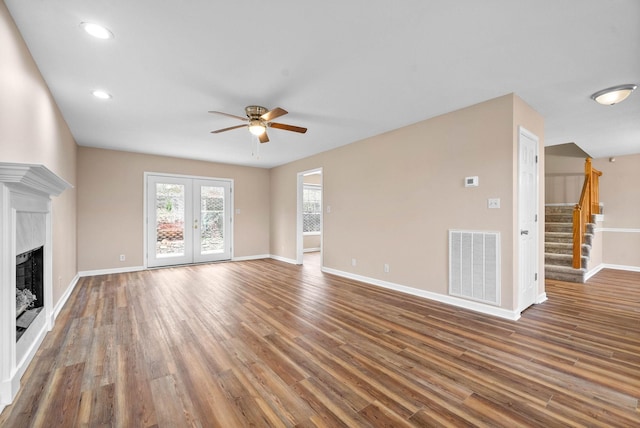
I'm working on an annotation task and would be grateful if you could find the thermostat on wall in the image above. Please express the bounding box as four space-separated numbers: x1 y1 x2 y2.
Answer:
465 176 479 187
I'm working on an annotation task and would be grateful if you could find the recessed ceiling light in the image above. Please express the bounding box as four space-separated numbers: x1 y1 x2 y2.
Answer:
80 22 114 39
92 90 112 99
590 84 637 105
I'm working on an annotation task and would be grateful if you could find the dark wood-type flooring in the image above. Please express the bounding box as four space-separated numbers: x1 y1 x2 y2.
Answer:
1 254 639 427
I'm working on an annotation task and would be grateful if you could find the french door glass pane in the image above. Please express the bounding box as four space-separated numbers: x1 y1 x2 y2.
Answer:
200 186 224 254
155 183 186 257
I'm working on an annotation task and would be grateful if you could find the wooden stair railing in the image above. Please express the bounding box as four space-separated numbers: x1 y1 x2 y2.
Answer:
572 158 602 268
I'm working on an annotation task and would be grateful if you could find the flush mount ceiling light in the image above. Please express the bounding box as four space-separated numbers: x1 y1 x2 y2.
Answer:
92 90 112 99
590 84 637 105
80 22 114 39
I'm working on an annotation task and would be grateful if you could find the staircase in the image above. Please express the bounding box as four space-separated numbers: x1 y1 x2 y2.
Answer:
544 205 594 283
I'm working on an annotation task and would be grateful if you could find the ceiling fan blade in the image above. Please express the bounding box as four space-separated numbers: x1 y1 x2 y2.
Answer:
210 124 246 134
269 122 307 134
259 131 269 144
260 107 288 122
208 111 248 121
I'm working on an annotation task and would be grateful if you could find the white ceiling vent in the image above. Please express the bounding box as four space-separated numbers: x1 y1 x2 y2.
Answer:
449 230 500 306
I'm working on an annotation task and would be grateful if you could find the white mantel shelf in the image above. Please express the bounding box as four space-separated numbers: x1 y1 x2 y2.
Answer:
0 163 71 411
0 163 71 197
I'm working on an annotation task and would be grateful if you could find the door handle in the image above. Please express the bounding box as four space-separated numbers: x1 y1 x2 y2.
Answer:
520 230 529 235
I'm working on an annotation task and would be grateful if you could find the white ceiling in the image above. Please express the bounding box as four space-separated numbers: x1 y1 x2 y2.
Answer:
6 0 640 168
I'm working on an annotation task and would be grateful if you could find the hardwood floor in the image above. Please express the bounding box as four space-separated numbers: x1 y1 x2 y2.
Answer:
1 260 639 427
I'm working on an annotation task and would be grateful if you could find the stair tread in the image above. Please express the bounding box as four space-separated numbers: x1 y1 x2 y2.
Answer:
545 264 586 273
545 242 591 248
545 253 588 259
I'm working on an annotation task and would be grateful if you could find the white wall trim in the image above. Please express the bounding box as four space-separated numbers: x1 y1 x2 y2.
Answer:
232 254 271 262
595 227 640 233
52 274 79 320
78 266 145 278
586 263 640 280
536 292 548 304
270 255 299 265
303 247 321 253
321 267 521 321
585 264 606 281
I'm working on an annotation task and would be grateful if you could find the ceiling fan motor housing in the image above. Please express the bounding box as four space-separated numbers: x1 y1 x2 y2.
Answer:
246 105 268 119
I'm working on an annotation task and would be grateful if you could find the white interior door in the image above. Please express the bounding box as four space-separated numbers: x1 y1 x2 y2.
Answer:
518 127 539 312
147 174 231 268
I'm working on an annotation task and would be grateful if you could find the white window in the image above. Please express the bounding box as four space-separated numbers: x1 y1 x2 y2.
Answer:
303 185 321 234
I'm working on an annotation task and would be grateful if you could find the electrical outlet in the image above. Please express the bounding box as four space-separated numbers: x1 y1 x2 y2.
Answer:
384 264 390 273
351 258 357 267
119 254 125 262
488 198 501 209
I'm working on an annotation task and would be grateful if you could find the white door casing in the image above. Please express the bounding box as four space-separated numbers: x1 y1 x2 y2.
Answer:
518 127 539 312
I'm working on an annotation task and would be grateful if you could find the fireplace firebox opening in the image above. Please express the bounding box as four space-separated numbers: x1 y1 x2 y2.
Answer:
16 246 44 341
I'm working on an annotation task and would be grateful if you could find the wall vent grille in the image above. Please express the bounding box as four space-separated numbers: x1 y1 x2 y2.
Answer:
449 230 500 306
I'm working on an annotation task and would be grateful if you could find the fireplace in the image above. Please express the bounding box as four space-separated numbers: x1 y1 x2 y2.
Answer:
0 163 71 410
16 246 44 341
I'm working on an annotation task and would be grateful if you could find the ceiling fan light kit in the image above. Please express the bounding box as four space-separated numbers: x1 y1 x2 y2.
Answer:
248 119 266 136
209 105 307 144
590 84 637 105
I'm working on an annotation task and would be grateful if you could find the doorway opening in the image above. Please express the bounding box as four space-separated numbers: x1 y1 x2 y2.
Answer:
297 168 323 269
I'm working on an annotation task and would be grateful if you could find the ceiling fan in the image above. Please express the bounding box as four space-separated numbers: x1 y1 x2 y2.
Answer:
209 106 307 143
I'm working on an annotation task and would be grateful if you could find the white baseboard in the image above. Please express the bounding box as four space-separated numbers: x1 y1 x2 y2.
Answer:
585 264 606 281
585 263 640 281
78 265 145 277
536 292 548 304
303 248 321 253
269 254 298 265
52 273 79 320
232 254 271 262
600 263 640 273
321 267 521 321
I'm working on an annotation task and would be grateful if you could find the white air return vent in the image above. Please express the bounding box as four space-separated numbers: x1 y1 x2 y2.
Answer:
449 230 500 306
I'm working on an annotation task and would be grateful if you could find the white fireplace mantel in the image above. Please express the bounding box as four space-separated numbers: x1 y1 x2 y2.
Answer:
0 163 71 197
0 163 71 410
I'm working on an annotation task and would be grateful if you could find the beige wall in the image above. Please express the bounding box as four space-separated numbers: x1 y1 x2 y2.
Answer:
271 94 544 312
544 153 640 269
77 147 270 271
545 154 584 204
0 2 77 305
593 155 640 268
303 235 321 251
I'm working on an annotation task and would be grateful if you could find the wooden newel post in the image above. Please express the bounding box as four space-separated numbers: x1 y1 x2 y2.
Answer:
572 205 582 269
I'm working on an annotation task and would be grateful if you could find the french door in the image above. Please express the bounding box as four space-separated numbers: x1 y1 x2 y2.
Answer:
146 174 232 268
